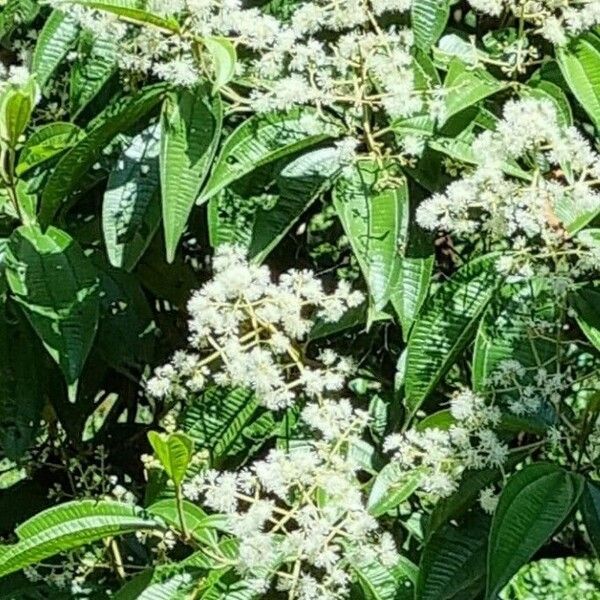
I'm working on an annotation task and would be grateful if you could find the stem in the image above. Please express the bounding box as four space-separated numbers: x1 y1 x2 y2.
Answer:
176 485 189 540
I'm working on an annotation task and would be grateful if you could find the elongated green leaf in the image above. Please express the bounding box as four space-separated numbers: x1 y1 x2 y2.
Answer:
406 255 501 414
0 312 44 460
418 512 489 600
0 0 39 40
0 500 163 578
161 86 222 262
209 146 340 262
16 122 83 176
486 464 584 599
581 480 600 557
443 59 506 122
147 431 194 487
412 0 450 51
0 80 37 148
115 571 194 600
557 33 600 130
62 0 180 31
367 464 423 516
522 79 573 126
40 84 167 224
352 556 397 600
198 109 341 204
571 285 600 353
5 225 100 390
333 161 408 311
70 30 118 117
182 387 260 463
103 123 161 270
391 255 434 340
32 10 80 89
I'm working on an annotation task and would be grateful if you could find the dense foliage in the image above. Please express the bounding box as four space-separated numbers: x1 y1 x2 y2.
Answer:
0 0 599 598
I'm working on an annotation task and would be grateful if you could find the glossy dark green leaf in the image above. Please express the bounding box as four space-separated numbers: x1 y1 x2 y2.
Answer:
581 480 600 557
40 84 167 224
160 86 222 262
406 255 501 414
198 108 341 204
486 464 584 599
5 225 100 390
557 33 600 131
333 160 408 311
418 512 489 600
32 10 80 89
103 123 161 270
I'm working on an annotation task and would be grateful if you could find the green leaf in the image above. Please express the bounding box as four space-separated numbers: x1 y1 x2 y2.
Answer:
571 285 600 353
40 83 167 224
580 480 600 557
486 464 584 599
96 266 155 369
425 450 529 540
367 464 423 517
352 556 397 600
443 59 506 123
522 79 573 126
16 122 83 176
5 225 100 390
198 108 341 204
391 255 434 340
32 10 80 89
160 86 222 262
405 255 501 414
147 431 194 487
103 123 161 270
148 499 226 544
412 0 450 51
114 571 194 600
209 146 340 262
418 512 489 600
203 37 236 92
0 311 44 460
61 0 180 32
0 80 37 148
0 500 163 578
70 30 119 117
557 32 600 130
0 0 39 40
182 386 260 463
333 161 408 311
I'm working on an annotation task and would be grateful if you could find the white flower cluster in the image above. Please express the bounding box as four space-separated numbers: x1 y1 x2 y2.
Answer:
183 401 399 599
384 390 508 497
489 359 573 416
147 245 363 410
417 98 600 251
53 0 435 129
467 0 600 45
